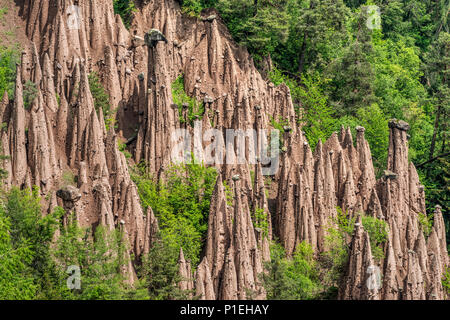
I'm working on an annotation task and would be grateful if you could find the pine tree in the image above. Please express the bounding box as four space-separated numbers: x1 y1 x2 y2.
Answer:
326 8 376 115
424 32 450 161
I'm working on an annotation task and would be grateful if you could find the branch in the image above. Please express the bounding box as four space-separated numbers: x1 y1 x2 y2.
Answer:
416 152 450 169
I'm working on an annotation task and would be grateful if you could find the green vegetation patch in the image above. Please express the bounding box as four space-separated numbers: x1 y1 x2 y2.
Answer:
0 45 20 99
88 72 116 130
259 241 323 300
113 0 137 29
253 207 269 239
23 80 38 109
418 212 434 238
132 161 217 267
172 75 205 125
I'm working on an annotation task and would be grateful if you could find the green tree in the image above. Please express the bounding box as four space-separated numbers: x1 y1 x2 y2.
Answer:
356 103 389 173
0 210 36 299
0 45 20 99
215 0 290 63
423 32 449 162
260 241 322 299
325 8 376 115
113 0 137 29
283 0 350 76
421 32 450 234
172 75 205 124
53 218 133 300
139 238 191 300
132 161 217 266
296 74 335 150
88 72 115 130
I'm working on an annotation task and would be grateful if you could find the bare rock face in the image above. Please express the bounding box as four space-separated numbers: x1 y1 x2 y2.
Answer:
178 248 194 293
194 257 216 300
205 174 232 297
6 0 448 300
9 65 28 189
145 29 168 48
56 185 82 210
339 216 379 300
338 121 449 300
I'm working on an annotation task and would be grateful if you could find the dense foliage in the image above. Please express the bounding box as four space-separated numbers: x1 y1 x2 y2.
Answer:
113 0 137 29
0 186 140 299
0 45 20 100
132 161 217 267
172 75 206 125
260 241 323 300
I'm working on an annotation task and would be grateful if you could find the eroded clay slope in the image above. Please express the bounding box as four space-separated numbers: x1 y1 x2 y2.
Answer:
1 0 448 300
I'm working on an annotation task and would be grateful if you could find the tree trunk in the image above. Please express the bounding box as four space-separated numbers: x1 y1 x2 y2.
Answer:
429 105 442 160
297 33 308 76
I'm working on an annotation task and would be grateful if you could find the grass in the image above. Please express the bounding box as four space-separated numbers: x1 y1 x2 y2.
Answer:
61 170 76 188
0 7 8 21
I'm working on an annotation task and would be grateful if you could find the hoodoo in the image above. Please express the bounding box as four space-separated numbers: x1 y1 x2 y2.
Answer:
0 0 447 301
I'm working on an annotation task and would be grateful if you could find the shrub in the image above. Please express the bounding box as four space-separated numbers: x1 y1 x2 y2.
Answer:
223 180 233 206
321 208 355 295
331 207 388 261
178 0 217 16
0 45 20 99
23 80 38 109
320 207 388 297
253 207 269 239
172 75 205 125
119 142 132 159
113 0 137 29
417 212 434 238
88 72 115 130
269 115 289 150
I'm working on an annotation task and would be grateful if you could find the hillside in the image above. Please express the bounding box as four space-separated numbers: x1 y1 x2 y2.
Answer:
0 0 448 300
